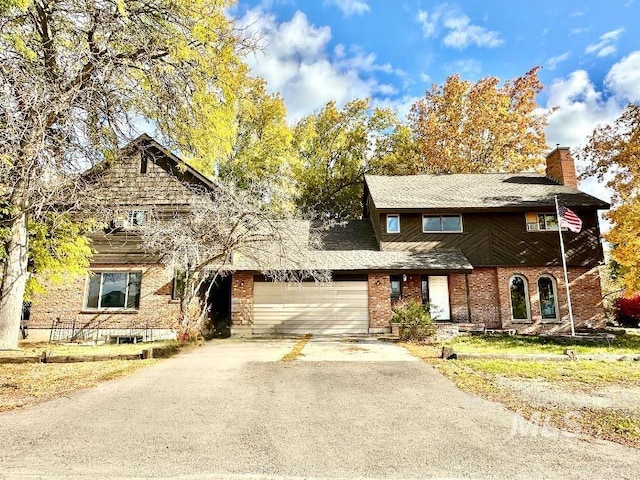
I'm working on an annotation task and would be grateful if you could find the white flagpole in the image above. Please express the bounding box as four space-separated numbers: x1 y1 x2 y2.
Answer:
554 195 576 336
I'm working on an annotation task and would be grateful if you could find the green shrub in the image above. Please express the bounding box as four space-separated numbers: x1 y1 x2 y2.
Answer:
392 300 436 341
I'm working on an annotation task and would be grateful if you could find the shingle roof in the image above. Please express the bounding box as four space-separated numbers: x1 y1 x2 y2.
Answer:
225 220 472 272
365 173 610 210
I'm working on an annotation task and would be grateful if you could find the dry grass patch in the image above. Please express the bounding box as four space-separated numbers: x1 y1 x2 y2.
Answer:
0 360 155 412
403 343 640 448
281 334 313 361
4 340 178 358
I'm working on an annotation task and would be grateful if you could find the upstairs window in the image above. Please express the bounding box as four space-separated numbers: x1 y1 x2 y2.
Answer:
526 212 565 232
422 215 462 233
127 210 147 227
386 214 400 233
85 271 142 310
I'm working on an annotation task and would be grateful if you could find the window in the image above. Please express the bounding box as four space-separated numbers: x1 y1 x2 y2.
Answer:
386 214 400 233
538 275 558 320
509 275 530 321
422 215 463 233
390 275 401 299
127 210 147 227
172 270 186 301
85 272 142 310
526 212 564 231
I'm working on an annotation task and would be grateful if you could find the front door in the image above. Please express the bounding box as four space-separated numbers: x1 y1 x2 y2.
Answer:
422 275 451 321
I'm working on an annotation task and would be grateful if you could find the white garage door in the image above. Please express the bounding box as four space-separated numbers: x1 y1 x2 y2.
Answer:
252 281 369 335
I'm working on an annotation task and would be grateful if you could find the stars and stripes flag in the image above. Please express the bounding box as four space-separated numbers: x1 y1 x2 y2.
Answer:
558 205 582 233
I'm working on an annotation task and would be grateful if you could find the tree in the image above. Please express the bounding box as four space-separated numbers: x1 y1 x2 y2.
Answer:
217 77 298 213
580 103 640 295
383 67 550 175
138 181 329 340
292 98 397 219
0 0 249 348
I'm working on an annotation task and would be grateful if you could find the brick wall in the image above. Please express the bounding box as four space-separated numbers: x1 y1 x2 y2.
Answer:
545 148 578 187
29 263 179 330
401 274 421 303
496 266 605 333
449 274 469 323
368 273 392 329
465 268 502 328
231 273 254 325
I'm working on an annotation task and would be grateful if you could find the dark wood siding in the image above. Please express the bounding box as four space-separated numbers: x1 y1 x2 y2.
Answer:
376 209 604 268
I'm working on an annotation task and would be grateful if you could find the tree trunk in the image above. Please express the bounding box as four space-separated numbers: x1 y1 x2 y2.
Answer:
0 211 29 350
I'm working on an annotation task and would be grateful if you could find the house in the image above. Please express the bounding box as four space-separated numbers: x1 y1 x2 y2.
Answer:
28 137 609 341
28 135 215 342
230 147 609 335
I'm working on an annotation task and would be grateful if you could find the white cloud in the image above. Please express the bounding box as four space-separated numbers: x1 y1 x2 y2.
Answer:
238 8 397 121
416 7 503 49
540 52 640 206
547 51 571 70
444 59 482 76
324 0 370 16
604 51 640 102
585 27 624 57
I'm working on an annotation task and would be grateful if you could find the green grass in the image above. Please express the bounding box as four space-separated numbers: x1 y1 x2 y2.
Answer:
445 333 640 355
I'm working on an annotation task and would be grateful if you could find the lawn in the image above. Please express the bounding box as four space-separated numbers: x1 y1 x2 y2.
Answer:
403 337 640 448
3 340 179 357
0 340 181 412
444 332 640 355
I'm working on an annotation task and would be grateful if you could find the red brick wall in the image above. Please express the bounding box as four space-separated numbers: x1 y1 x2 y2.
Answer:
29 263 179 330
401 274 421 303
449 274 469 323
231 273 254 325
496 266 605 333
368 273 392 329
465 268 502 328
546 148 578 187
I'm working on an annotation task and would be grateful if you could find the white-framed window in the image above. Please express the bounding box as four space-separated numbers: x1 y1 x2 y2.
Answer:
525 212 566 232
386 214 400 234
84 271 142 310
422 214 463 233
509 275 531 321
538 275 559 321
127 210 147 227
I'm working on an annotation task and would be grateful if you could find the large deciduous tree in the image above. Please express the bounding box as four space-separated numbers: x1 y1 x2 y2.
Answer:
383 67 550 175
138 181 329 340
292 98 397 219
0 0 248 348
579 103 640 295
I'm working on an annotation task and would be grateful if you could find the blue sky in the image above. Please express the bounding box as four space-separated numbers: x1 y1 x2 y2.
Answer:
231 0 640 206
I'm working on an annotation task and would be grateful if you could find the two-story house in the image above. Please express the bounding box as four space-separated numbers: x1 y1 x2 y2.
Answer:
231 148 609 335
28 138 609 340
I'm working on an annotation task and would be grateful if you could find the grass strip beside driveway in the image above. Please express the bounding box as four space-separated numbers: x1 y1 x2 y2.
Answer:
281 334 312 361
404 342 640 448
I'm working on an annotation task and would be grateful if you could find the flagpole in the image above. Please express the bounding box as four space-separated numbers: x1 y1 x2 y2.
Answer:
554 195 576 336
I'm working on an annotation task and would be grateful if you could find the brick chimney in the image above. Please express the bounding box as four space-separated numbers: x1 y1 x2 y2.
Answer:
545 147 578 187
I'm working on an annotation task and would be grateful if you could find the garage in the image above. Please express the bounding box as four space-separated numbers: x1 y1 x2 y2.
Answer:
252 281 369 335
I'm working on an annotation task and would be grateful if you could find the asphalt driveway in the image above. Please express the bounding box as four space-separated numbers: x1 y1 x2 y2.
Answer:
0 337 638 479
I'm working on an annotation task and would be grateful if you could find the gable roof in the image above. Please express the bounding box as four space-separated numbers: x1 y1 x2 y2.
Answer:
365 173 610 211
83 134 215 191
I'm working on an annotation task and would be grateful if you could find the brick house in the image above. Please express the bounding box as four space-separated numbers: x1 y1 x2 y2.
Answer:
233 147 609 335
29 137 609 340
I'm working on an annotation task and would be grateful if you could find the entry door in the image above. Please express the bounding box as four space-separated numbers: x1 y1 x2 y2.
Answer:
427 276 450 321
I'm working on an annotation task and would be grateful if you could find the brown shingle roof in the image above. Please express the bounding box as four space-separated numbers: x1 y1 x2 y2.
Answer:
365 173 610 210
225 220 472 272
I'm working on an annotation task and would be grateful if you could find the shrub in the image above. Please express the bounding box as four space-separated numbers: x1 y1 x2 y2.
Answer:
391 300 436 341
615 295 640 328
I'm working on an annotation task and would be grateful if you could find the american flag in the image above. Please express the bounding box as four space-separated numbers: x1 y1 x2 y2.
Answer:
558 205 582 233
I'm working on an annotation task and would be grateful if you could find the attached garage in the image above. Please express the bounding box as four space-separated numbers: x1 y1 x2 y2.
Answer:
252 281 369 335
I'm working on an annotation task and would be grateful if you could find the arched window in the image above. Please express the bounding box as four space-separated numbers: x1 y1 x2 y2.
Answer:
538 275 558 320
509 275 530 321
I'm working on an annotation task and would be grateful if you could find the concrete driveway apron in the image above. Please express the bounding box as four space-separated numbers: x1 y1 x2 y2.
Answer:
0 337 638 480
